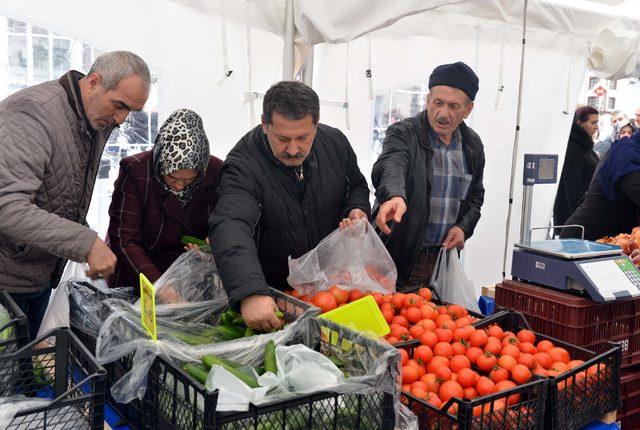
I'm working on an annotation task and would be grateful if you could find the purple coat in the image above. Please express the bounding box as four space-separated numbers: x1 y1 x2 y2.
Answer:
106 150 222 289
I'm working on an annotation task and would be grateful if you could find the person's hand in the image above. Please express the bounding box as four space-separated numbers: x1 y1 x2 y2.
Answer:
184 237 209 251
339 208 368 230
442 226 465 251
156 286 181 304
631 248 640 266
85 237 117 279
240 294 283 332
375 196 406 234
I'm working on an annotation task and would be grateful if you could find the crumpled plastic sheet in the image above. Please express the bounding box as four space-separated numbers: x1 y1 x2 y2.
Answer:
287 218 397 298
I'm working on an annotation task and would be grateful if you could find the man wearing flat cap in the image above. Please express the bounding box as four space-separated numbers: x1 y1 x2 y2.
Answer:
372 61 485 289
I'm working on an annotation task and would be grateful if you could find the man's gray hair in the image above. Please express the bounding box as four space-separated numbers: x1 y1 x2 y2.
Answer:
88 51 151 91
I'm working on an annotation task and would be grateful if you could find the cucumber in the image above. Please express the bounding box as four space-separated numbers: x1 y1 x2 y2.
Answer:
244 326 255 337
201 355 259 388
181 236 208 247
275 310 284 319
183 363 209 385
264 340 277 374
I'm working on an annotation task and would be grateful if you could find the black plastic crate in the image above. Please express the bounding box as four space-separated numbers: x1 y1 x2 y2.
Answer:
146 317 399 430
477 311 622 430
0 328 106 429
69 281 318 429
0 289 29 355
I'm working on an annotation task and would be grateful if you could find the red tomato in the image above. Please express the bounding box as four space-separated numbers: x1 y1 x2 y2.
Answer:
382 309 394 323
439 381 464 402
450 355 471 373
469 330 488 348
536 339 555 353
419 305 437 321
311 292 337 313
427 356 450 374
446 304 466 320
370 292 383 305
409 324 425 339
495 380 519 405
517 329 536 345
519 342 537 355
391 293 406 310
501 344 521 360
463 387 478 399
348 289 364 303
414 345 434 365
476 377 496 396
490 367 509 384
405 307 422 324
453 327 470 342
420 331 438 349
511 364 532 384
517 353 536 370
403 293 423 308
457 368 479 388
418 288 433 301
484 340 502 356
399 348 409 366
487 325 505 340
477 353 497 373
451 341 467 356
328 285 349 305
421 373 441 393
435 328 453 343
435 366 452 382
402 365 418 384
465 346 483 365
548 347 571 364
391 315 409 328
498 355 517 372
434 342 454 358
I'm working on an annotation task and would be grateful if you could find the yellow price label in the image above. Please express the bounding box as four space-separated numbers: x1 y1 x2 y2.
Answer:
139 273 157 341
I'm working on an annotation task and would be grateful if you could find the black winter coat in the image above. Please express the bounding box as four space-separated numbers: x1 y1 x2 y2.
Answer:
553 123 599 233
371 110 485 287
209 124 371 303
561 153 640 240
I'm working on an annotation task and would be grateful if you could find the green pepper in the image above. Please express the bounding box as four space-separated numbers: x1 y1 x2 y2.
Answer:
183 363 209 385
264 340 277 374
201 355 259 388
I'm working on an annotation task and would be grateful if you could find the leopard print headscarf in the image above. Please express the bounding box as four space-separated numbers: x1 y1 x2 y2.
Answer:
153 109 210 205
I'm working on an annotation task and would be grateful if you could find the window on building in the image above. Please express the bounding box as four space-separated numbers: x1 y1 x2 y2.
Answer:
609 79 617 90
587 97 598 108
588 77 599 90
372 85 424 155
608 97 616 110
1 16 160 237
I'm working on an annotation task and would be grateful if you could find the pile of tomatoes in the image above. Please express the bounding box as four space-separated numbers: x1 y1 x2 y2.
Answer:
401 315 599 417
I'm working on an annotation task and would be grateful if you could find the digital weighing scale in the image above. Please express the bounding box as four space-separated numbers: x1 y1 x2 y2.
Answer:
510 154 640 302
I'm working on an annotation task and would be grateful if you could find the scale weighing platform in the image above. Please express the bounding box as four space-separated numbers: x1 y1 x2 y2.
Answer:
510 154 640 302
512 239 640 302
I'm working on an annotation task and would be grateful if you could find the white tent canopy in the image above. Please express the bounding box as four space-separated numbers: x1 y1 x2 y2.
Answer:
0 0 638 292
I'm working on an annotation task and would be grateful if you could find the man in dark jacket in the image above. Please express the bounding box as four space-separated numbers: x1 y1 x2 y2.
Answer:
209 81 370 331
372 62 485 288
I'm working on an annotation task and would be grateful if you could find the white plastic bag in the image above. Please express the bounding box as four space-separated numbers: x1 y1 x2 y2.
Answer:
287 218 397 297
431 248 480 313
0 396 50 429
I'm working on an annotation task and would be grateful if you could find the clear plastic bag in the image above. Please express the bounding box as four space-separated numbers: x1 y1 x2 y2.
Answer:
0 396 51 429
287 218 397 297
431 248 480 313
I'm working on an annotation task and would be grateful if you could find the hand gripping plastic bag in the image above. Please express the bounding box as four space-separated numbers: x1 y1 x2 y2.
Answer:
430 248 480 313
287 218 397 297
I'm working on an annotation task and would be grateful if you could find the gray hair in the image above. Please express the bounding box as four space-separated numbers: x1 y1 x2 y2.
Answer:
88 51 151 91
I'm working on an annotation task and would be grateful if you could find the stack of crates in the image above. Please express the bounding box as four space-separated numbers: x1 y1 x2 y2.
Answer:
496 279 640 425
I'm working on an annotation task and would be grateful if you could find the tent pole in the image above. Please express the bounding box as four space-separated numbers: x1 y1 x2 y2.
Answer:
501 0 529 278
301 47 314 86
283 0 295 80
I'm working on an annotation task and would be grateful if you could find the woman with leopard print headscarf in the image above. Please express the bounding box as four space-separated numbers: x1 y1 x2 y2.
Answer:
106 109 223 291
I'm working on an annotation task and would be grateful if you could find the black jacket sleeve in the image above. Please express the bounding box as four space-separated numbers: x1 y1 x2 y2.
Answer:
209 158 270 304
341 133 372 218
456 140 486 239
618 171 640 207
560 147 588 214
371 124 410 204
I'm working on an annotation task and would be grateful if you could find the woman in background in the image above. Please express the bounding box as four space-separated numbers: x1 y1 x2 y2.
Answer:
107 109 223 290
553 106 599 235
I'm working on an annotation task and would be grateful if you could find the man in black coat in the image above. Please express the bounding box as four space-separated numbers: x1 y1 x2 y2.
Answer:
372 62 485 289
209 81 370 331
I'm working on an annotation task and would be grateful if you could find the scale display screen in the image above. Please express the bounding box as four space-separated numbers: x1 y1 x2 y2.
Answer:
579 258 640 300
523 154 558 185
538 158 556 181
